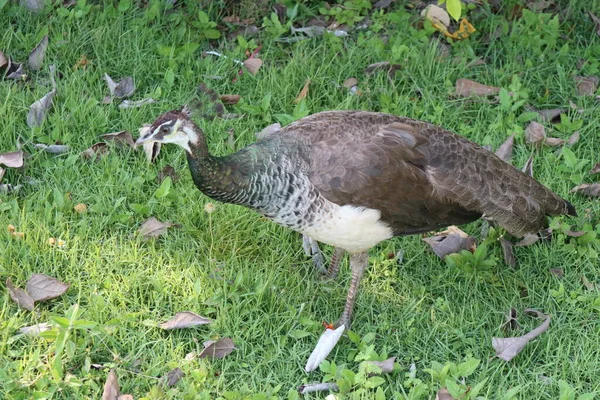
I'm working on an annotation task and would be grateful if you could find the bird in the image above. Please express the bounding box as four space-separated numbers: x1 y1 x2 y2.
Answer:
135 107 576 330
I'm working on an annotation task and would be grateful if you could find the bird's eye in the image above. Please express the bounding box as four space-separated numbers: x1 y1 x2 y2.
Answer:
161 126 170 134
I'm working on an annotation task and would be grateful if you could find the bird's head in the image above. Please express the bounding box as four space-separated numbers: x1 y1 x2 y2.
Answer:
135 107 202 153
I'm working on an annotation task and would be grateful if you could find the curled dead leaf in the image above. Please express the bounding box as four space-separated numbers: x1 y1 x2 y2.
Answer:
590 12 600 37
199 337 235 359
104 74 135 98
500 237 516 268
19 322 52 335
524 121 546 145
544 137 565 147
165 367 184 387
0 150 24 168
101 131 135 148
566 131 580 146
589 163 600 174
243 58 262 75
515 233 539 247
34 144 71 154
27 89 56 127
492 309 550 362
574 76 598 96
294 79 311 104
26 273 70 302
571 183 600 197
501 308 521 332
436 388 456 400
365 357 396 374
220 94 241 105
455 78 500 97
158 165 178 183
6 278 35 311
342 77 358 88
81 142 108 160
495 135 514 162
423 226 476 258
421 4 450 27
159 311 212 330
28 35 48 71
102 369 120 400
139 217 179 239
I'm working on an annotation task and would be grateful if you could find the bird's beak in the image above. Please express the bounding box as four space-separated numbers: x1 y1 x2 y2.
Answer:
134 135 152 148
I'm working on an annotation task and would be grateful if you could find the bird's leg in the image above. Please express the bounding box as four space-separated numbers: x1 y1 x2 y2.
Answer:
326 247 346 279
302 235 326 274
337 252 369 329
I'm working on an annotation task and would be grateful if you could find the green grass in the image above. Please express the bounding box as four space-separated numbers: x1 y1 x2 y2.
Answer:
1 1 600 399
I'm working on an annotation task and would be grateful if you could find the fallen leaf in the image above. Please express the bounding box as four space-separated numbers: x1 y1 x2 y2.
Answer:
34 144 71 154
373 0 394 8
571 184 600 197
495 135 514 162
118 98 156 109
74 203 87 213
305 325 345 372
582 275 595 291
515 233 538 247
526 107 565 123
455 78 500 97
165 367 184 387
158 165 178 183
243 58 262 75
524 121 546 145
101 131 135 148
566 131 580 146
365 61 402 77
27 89 56 128
436 388 456 400
423 226 476 258
0 51 7 70
549 268 564 278
0 150 24 168
28 35 48 71
544 137 565 147
81 142 108 160
104 74 135 98
342 77 358 88
290 25 326 37
0 184 23 194
117 396 133 400
501 308 521 332
521 155 534 177
26 273 70 302
6 278 35 311
256 123 282 140
294 79 311 104
219 94 241 105
500 237 516 268
5 58 26 80
198 337 235 359
421 4 450 28
574 76 599 96
20 0 45 12
492 309 550 361
143 141 161 163
298 382 340 394
159 311 212 330
589 163 600 174
19 322 52 335
590 12 600 37
365 357 396 373
102 369 120 400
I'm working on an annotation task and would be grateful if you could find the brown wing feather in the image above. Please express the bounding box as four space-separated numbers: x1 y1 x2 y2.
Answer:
279 111 574 237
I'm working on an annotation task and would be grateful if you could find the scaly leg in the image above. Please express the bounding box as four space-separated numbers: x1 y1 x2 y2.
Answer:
337 252 369 329
302 235 326 274
326 247 346 279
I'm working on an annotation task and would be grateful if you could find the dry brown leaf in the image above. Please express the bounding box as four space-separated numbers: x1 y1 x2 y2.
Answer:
500 237 516 268
199 337 235 359
34 144 70 154
574 76 599 96
342 77 358 88
28 35 48 71
566 131 580 146
159 311 212 330
165 367 184 387
74 203 87 213
0 150 24 168
26 273 70 302
589 163 600 174
139 217 178 239
19 322 52 335
81 142 108 160
582 275 595 291
5 58 26 80
495 135 514 162
544 137 565 147
515 233 539 247
6 278 35 311
104 74 135 98
565 230 585 238
492 309 550 362
423 226 476 258
158 165 178 183
102 369 120 400
521 155 534 178
220 94 241 105
455 78 500 97
531 107 565 123
436 388 456 400
549 268 564 278
118 98 155 109
101 131 135 148
421 4 450 27
365 357 396 373
590 12 600 37
524 121 546 145
571 183 600 197
364 61 401 77
294 79 311 104
243 58 262 75
27 89 56 128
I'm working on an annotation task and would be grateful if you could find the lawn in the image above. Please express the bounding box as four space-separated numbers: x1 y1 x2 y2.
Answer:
1 1 600 399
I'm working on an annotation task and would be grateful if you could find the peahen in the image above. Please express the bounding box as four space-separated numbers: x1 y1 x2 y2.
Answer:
136 108 576 330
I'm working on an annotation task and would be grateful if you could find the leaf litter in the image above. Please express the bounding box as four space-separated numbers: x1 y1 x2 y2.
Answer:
455 78 500 97
0 151 24 168
571 184 600 197
34 144 70 154
422 226 476 258
27 89 56 127
139 217 180 239
26 273 70 302
165 367 184 387
492 309 550 362
28 35 48 71
495 135 514 162
159 311 212 330
199 337 235 359
6 278 35 311
574 76 599 96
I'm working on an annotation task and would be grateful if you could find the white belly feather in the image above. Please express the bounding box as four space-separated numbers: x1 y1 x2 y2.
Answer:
299 204 393 253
